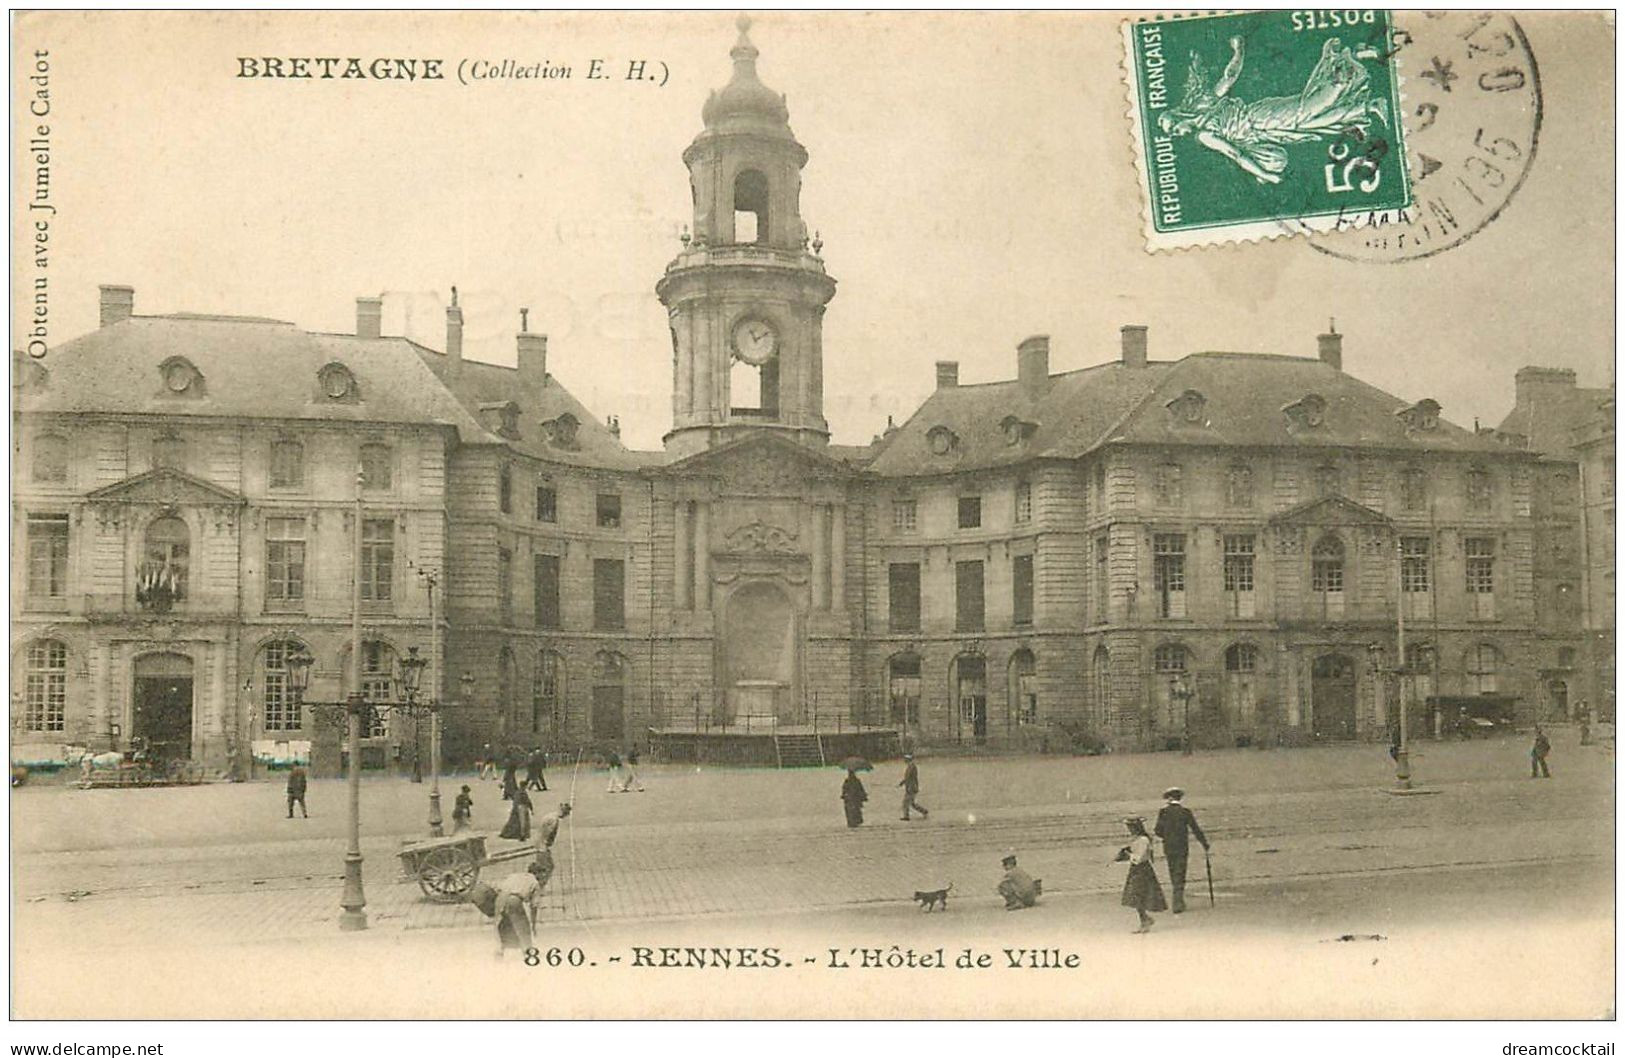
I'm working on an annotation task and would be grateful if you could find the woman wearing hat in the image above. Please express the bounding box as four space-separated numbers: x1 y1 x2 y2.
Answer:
1117 816 1167 933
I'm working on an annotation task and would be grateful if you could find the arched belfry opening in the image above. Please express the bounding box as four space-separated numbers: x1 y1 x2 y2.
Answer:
733 169 770 244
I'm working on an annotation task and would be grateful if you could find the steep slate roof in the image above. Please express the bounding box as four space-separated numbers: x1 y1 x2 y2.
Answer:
415 348 644 471
864 360 1172 476
1110 353 1507 454
1496 384 1614 459
866 351 1511 477
23 315 495 441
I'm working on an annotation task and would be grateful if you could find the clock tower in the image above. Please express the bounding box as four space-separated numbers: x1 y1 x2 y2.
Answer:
658 17 836 457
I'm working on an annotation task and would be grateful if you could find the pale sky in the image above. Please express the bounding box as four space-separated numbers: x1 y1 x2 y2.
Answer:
13 11 1614 451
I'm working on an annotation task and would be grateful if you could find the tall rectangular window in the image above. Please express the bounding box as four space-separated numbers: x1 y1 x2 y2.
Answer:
888 562 921 633
498 548 513 621
1466 536 1496 619
1154 463 1184 507
1223 533 1255 618
265 517 306 605
534 554 561 629
955 559 985 632
1153 533 1187 618
535 484 557 523
24 640 66 732
594 558 626 630
1015 482 1033 525
1402 467 1428 511
269 439 304 488
1094 532 1109 623
498 466 513 514
26 514 69 599
1226 464 1254 508
958 496 982 529
1012 553 1034 626
32 435 68 482
597 493 622 529
1402 535 1433 620
361 519 394 603
1465 466 1493 512
360 443 393 491
891 499 917 532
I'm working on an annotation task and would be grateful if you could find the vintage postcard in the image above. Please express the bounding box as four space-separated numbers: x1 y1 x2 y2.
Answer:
8 9 1615 1031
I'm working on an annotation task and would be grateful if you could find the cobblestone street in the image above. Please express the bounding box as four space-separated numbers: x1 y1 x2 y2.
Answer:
13 733 1615 1018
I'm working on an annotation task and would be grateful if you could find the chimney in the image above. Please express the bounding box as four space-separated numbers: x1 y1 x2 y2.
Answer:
515 307 547 386
1018 335 1050 397
1317 319 1343 371
445 287 464 374
1514 365 1578 407
935 360 959 389
1120 324 1148 369
355 296 382 340
99 285 134 328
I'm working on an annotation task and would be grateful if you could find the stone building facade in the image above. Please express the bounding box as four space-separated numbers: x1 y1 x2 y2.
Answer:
12 24 1595 773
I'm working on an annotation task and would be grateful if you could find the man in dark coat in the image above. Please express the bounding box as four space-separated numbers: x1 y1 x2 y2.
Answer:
1154 787 1209 913
898 754 929 820
524 747 548 792
1531 727 1552 778
840 769 868 828
285 765 308 818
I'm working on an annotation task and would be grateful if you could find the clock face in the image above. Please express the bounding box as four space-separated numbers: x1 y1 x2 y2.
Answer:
731 317 779 366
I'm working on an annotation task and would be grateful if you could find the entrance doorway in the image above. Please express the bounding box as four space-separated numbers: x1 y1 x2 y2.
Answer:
133 652 194 762
1311 653 1357 740
955 655 988 743
1545 678 1570 722
592 652 626 744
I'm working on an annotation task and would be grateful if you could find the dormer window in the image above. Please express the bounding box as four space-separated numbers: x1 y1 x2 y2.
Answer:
926 425 959 457
546 413 580 450
1283 393 1327 429
317 362 359 402
158 356 203 396
1000 415 1038 446
481 401 521 440
1165 389 1207 425
1397 398 1441 432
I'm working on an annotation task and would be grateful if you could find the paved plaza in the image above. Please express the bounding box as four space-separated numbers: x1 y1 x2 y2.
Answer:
12 731 1616 1018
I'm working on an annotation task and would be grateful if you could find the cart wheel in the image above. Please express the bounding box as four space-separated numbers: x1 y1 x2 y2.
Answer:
417 845 478 901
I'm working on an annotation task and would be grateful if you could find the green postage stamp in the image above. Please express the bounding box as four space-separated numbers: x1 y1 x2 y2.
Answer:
1124 10 1411 250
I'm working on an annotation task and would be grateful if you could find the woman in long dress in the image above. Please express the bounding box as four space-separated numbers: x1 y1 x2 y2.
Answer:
1157 36 1390 184
1118 816 1168 934
840 769 868 828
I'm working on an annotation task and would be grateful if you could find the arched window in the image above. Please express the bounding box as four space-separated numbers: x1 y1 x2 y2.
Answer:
591 651 627 743
533 650 564 734
261 640 307 732
1152 643 1189 733
1311 535 1346 617
1009 649 1037 727
732 169 770 244
1092 646 1111 729
1225 643 1258 727
360 641 396 737
1154 643 1188 673
887 654 922 726
23 639 67 732
1467 643 1501 694
139 516 190 611
1405 641 1437 704
32 434 67 482
954 654 988 742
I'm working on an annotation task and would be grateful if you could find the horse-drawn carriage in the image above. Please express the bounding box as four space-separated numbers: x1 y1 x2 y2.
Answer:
77 740 205 788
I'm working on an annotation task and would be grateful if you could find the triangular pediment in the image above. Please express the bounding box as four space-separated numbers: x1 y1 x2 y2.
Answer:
1269 494 1391 527
86 468 246 506
664 431 852 488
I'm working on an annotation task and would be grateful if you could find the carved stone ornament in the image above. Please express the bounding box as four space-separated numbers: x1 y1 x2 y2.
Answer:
724 519 799 554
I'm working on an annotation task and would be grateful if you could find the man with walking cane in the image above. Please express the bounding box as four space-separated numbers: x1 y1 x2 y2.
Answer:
1154 787 1211 913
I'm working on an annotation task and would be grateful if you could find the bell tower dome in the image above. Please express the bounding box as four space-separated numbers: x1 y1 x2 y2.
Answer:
658 16 836 457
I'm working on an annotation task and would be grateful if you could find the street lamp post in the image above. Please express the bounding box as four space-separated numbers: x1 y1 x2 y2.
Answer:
1170 673 1195 756
415 566 444 837
286 642 428 931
